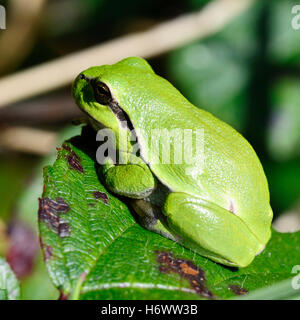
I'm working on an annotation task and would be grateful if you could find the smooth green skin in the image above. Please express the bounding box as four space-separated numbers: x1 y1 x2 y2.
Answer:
72 57 273 268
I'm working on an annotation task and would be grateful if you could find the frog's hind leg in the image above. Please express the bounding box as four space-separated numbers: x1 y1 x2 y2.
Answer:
131 198 177 241
162 192 264 267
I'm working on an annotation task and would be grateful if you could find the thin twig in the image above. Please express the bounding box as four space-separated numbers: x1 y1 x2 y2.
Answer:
0 0 254 109
0 126 57 155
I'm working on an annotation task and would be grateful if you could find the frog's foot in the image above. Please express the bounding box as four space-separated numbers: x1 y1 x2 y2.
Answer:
99 157 156 199
131 198 177 241
163 192 264 268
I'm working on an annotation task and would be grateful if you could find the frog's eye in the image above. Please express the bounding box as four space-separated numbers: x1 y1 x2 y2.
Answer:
92 81 112 105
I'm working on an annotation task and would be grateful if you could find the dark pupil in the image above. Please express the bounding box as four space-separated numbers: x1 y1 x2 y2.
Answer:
93 82 111 105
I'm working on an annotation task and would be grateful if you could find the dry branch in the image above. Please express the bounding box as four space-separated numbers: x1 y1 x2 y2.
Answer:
0 126 56 155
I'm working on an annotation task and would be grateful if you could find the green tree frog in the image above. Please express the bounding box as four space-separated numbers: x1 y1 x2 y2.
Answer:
72 57 273 268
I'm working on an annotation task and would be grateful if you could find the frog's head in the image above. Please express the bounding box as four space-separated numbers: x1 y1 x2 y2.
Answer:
72 56 154 134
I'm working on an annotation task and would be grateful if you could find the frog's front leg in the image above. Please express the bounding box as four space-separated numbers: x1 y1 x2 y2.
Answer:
99 153 156 199
163 192 264 267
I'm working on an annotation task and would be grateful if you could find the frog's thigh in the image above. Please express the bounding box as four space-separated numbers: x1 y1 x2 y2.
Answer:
163 192 263 267
99 157 156 199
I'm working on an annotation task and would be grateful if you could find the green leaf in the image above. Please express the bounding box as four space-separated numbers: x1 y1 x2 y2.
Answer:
14 126 81 300
234 277 300 300
39 128 300 300
0 258 20 300
210 230 300 299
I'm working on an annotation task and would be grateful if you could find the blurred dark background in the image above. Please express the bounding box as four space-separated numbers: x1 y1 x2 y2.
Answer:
0 0 300 299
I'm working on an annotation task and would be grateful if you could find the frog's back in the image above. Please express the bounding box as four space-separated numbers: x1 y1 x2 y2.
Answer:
102 58 273 244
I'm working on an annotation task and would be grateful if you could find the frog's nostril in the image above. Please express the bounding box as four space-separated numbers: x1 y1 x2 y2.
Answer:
79 74 91 82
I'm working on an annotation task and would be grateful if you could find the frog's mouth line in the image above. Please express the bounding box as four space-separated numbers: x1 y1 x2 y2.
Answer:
107 100 135 132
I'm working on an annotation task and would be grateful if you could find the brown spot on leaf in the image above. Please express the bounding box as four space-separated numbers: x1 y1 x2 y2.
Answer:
58 223 70 238
38 197 71 238
180 262 200 276
65 154 84 173
228 284 248 295
62 144 80 160
44 245 53 261
93 191 109 204
156 251 214 299
62 144 84 173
